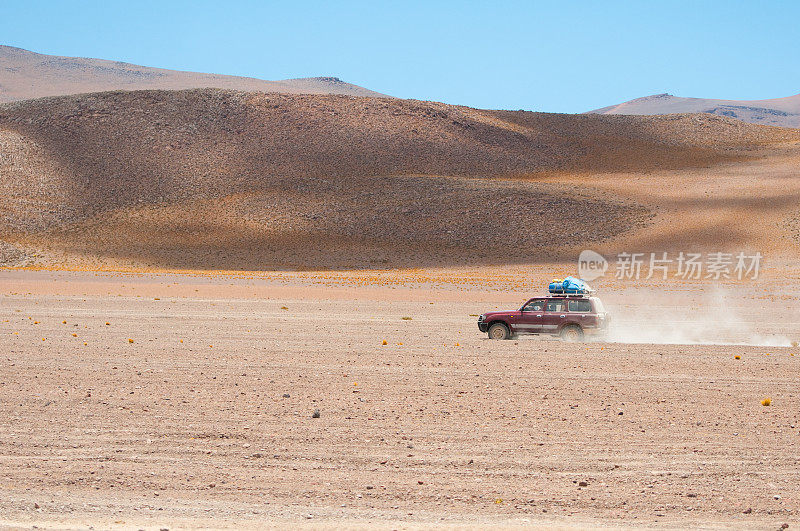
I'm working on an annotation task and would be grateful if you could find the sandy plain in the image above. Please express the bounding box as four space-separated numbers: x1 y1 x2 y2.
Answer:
1 268 798 529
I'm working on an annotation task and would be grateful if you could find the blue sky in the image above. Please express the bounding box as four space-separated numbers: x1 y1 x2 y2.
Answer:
3 0 799 113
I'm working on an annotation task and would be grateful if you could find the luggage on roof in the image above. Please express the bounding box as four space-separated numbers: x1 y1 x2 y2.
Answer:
548 276 594 294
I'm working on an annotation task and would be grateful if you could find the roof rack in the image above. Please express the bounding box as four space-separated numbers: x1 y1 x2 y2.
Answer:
547 290 596 297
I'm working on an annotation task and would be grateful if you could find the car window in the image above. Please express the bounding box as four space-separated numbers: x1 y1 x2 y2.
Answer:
545 299 564 312
523 299 545 311
568 299 592 312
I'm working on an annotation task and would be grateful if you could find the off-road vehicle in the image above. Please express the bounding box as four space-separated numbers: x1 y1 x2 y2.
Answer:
477 294 608 341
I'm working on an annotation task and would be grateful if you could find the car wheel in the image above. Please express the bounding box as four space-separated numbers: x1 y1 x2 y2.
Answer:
487 323 510 340
560 324 584 342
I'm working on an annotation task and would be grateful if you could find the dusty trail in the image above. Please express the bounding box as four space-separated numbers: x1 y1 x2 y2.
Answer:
1 270 798 529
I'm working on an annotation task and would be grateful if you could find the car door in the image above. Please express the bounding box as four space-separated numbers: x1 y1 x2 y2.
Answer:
517 298 546 334
542 298 566 333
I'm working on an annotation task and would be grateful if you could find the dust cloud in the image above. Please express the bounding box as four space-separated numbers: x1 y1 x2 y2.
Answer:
603 286 797 347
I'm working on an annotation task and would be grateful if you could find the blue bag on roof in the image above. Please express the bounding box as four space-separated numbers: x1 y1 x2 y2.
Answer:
549 276 592 294
548 279 564 293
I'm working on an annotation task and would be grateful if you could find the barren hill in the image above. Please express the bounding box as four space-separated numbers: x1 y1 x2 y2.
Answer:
1 89 798 270
588 92 800 128
0 45 386 102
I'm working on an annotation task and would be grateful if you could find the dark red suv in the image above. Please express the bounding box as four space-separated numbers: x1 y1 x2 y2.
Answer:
477 295 608 341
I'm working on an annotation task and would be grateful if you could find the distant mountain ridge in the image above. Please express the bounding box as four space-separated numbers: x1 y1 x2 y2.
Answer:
0 45 388 102
587 92 800 128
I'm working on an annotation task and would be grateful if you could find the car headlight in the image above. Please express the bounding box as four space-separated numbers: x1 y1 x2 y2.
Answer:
478 314 485 321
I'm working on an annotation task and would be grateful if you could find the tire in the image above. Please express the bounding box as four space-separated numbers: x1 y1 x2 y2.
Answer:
560 324 584 342
487 322 511 340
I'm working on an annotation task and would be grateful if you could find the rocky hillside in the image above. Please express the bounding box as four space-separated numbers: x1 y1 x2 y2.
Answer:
1 89 797 269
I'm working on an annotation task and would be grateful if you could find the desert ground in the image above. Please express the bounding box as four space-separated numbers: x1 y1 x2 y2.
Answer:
1 267 799 529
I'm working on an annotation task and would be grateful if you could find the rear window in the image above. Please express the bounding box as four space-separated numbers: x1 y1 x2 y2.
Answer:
568 299 592 312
